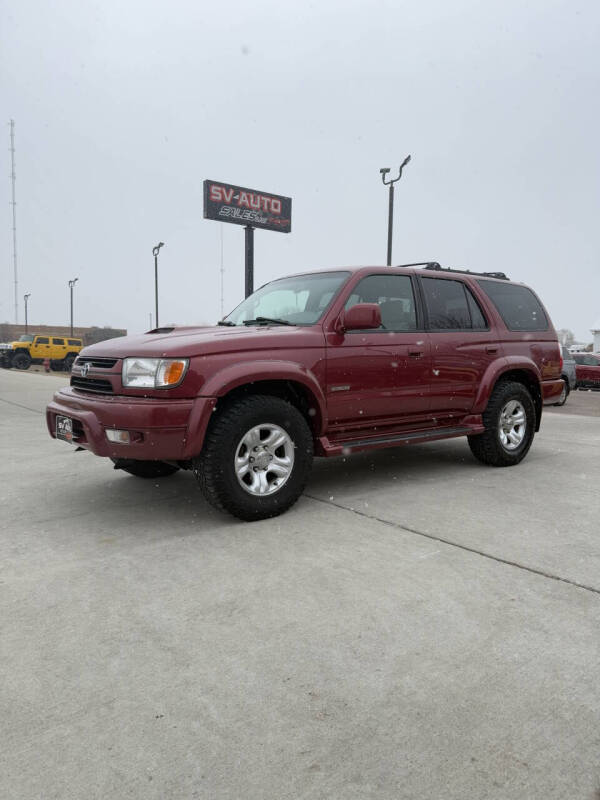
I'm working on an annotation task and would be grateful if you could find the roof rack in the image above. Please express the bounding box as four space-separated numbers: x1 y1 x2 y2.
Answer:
398 268 441 269
397 262 509 281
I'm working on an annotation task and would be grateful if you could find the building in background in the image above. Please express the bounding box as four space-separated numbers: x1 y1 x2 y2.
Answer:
591 319 600 353
0 323 126 346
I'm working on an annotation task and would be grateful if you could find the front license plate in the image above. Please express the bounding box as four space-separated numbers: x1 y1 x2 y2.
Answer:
56 415 74 443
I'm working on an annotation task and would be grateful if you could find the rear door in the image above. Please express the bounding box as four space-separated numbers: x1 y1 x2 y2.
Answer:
52 338 67 358
326 273 431 428
418 276 501 415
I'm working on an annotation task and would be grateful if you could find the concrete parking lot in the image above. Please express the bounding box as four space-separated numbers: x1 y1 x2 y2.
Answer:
1 368 599 800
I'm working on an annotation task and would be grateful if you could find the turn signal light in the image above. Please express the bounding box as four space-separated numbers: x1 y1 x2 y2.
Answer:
161 360 186 386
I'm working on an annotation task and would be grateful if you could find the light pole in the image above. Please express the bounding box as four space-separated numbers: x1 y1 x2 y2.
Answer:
380 155 411 266
24 293 31 333
68 278 78 336
152 242 164 328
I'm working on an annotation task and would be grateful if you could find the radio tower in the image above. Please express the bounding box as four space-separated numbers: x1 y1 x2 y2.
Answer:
9 120 18 324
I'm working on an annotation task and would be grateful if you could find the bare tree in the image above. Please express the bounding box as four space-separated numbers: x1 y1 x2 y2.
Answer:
556 328 575 346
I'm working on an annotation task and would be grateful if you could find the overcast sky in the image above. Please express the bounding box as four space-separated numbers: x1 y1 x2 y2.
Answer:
1 0 599 340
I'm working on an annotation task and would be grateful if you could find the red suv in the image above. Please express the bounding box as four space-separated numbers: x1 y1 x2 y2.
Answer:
47 263 563 520
572 352 600 388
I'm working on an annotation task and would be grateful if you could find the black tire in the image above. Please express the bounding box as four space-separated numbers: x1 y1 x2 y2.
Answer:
553 379 569 407
194 395 313 521
13 351 31 370
50 360 63 372
64 353 76 372
111 458 180 478
468 380 535 467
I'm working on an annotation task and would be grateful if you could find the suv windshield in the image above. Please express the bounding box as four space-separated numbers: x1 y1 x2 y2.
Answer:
18 334 34 342
224 271 350 326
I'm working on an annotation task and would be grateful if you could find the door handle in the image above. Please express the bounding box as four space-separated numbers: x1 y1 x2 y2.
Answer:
408 350 424 358
485 346 498 354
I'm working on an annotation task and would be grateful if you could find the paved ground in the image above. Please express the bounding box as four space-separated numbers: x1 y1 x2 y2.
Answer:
548 385 600 417
1 369 599 800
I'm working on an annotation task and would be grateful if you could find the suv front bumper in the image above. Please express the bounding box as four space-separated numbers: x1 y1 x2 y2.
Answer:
46 387 216 461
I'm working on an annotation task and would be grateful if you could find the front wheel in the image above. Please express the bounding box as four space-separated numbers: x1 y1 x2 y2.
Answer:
468 380 535 467
13 352 31 370
111 458 180 478
194 395 313 521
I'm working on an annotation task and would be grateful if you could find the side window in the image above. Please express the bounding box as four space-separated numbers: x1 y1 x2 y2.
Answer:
465 287 488 330
421 278 471 330
52 338 65 345
477 280 548 331
68 339 81 346
36 337 49 344
345 274 417 331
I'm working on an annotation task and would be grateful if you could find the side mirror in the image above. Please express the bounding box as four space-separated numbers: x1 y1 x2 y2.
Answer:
338 303 382 332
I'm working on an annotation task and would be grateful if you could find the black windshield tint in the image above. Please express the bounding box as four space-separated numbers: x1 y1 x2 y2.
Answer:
478 280 548 331
421 278 471 330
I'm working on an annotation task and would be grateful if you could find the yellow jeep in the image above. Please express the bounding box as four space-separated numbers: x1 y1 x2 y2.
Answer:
0 334 83 371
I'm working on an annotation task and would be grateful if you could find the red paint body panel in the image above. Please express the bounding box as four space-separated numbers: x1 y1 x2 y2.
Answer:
46 388 214 461
46 265 561 462
573 355 600 387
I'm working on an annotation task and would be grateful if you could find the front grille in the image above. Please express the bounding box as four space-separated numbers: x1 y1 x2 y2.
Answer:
75 356 118 369
71 376 114 394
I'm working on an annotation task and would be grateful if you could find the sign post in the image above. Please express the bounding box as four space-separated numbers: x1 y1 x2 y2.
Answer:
204 180 292 298
244 226 254 298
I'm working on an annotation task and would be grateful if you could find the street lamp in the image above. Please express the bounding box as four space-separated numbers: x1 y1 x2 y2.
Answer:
24 293 31 333
68 278 78 336
152 242 164 328
380 155 411 266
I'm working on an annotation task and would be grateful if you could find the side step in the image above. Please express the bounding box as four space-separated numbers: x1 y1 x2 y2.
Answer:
317 424 483 458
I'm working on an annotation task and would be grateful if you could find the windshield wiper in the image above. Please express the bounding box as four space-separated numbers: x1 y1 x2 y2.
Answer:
217 320 236 327
242 316 292 326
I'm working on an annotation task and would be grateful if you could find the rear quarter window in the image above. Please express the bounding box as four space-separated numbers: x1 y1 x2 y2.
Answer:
68 339 81 346
477 280 548 331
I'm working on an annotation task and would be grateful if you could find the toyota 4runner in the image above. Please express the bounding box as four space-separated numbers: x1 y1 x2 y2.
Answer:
46 263 563 520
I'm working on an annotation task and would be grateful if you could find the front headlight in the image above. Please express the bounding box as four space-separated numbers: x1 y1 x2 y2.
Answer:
122 357 189 388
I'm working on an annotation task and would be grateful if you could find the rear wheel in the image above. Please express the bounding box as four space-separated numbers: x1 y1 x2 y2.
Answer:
13 352 31 370
468 380 535 467
64 353 76 372
194 395 313 521
553 379 569 406
111 459 180 478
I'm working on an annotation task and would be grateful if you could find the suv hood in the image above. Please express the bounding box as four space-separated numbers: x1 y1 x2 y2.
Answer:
80 324 322 359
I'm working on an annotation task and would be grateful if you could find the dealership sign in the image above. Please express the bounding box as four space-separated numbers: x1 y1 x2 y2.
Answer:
203 180 292 233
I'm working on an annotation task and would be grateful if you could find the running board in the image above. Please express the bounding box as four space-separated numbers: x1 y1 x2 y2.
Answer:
317 424 483 457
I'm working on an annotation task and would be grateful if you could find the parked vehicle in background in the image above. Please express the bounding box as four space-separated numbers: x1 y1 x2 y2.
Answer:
572 352 600 389
47 263 563 521
1 334 83 371
554 346 577 406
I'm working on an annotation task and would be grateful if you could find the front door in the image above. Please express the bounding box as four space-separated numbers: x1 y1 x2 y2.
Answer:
326 273 431 431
